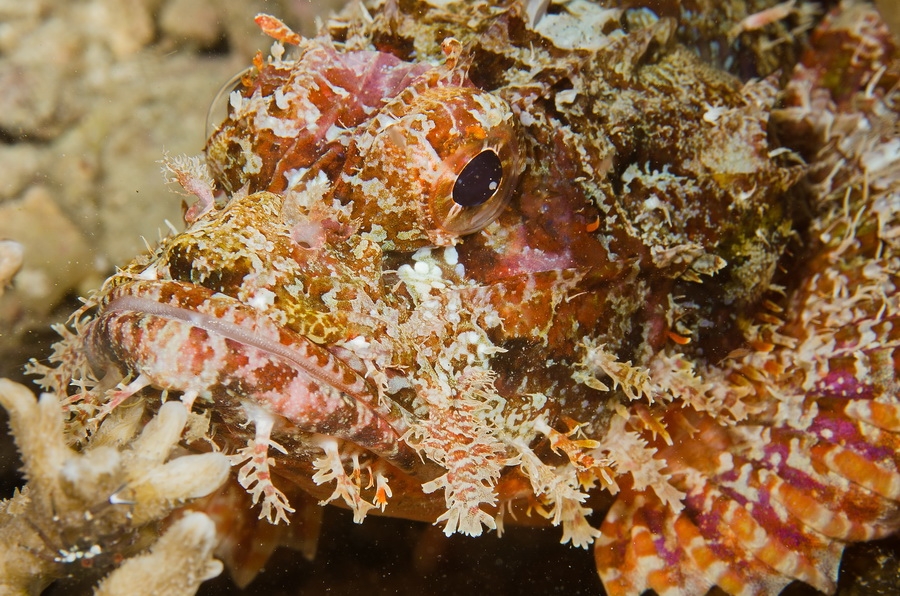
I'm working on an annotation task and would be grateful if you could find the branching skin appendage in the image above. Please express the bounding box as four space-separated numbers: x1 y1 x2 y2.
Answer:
3 1 900 595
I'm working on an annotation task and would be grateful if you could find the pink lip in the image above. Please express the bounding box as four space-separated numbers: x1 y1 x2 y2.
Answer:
104 294 378 408
90 281 424 473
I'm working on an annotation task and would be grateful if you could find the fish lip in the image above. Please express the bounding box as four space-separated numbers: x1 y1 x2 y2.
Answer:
101 281 373 404
92 280 423 466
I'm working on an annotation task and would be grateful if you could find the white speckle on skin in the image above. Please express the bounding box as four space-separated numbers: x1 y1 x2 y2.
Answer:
248 288 276 310
274 88 290 110
443 246 459 266
703 105 728 123
344 336 371 350
325 123 345 142
270 42 285 62
229 90 244 111
137 265 159 281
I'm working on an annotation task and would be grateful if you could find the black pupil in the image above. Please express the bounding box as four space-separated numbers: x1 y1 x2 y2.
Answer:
452 150 503 207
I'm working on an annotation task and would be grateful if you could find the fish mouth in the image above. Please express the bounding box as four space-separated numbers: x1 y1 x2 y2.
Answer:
89 279 420 472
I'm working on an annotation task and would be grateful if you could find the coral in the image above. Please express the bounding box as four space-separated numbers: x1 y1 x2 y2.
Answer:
0 379 229 594
92 513 222 596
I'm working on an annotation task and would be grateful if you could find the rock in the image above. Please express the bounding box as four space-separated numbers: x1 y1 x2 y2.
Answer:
0 186 94 317
160 0 222 48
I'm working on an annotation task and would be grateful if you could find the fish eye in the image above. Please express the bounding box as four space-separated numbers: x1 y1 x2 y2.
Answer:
452 150 504 208
427 90 524 239
345 86 524 249
436 114 521 239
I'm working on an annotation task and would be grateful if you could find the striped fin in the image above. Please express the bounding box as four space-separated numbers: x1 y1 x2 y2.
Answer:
595 488 796 596
593 379 900 595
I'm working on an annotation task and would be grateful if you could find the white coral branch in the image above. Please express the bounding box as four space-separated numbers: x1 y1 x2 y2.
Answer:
0 379 230 594
93 512 223 596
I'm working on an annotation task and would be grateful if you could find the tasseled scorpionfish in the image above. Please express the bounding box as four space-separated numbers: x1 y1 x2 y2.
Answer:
30 0 900 594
